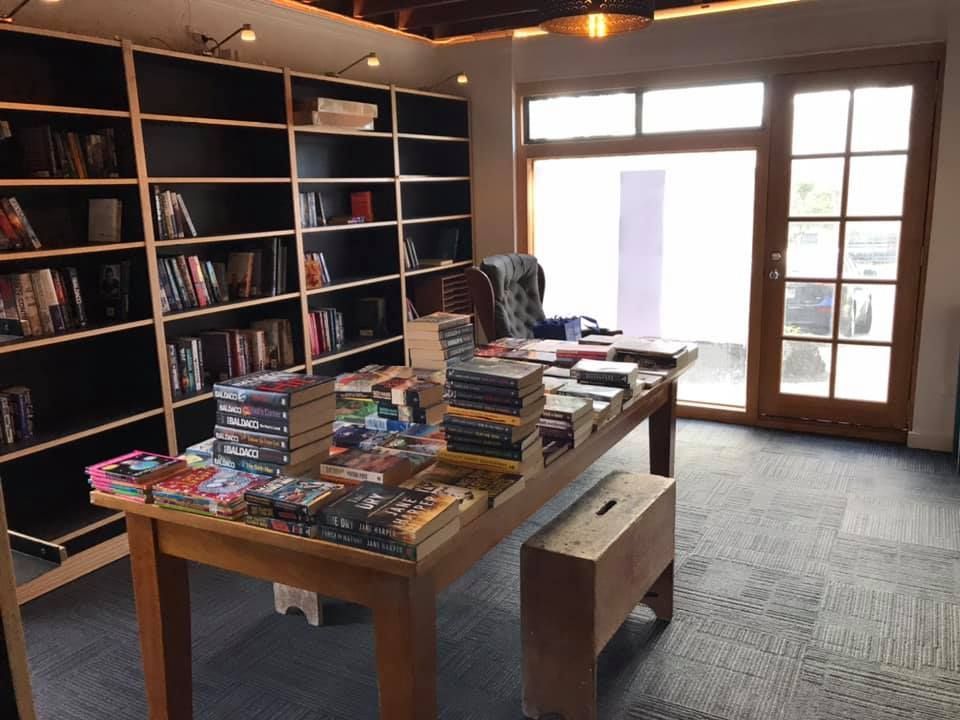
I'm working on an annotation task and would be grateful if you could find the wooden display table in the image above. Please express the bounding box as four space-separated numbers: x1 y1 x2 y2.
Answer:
91 375 681 720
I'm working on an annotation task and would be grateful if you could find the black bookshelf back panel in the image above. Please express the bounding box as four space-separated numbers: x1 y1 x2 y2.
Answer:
403 218 473 263
143 122 290 178
300 182 397 225
291 77 393 134
0 326 162 442
1 246 153 324
296 134 394 179
0 32 127 110
401 181 471 220
164 296 306 365
135 52 286 123
0 185 143 248
316 341 404 375
151 183 294 237
174 398 216 454
307 280 403 343
398 138 469 177
303 226 399 281
1 415 167 542
0 112 136 178
397 93 468 138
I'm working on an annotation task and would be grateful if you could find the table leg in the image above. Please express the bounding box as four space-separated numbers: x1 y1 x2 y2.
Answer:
643 561 674 621
373 577 437 720
127 515 193 720
649 381 678 478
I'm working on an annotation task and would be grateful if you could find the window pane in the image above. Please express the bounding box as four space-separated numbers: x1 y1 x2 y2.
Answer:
835 344 891 403
641 82 764 133
781 340 832 397
787 222 840 279
852 86 913 152
792 90 850 155
784 282 835 337
790 157 845 216
844 221 901 280
847 155 907 216
838 284 895 342
527 93 636 141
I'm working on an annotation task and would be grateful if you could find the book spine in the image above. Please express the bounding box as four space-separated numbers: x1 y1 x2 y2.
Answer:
65 267 88 327
244 515 318 537
174 256 198 308
541 409 582 423
448 389 527 408
215 412 290 436
216 398 292 421
245 502 311 524
443 417 516 441
29 271 58 334
445 369 524 389
438 449 523 473
320 512 409 542
571 370 632 388
444 428 524 450
214 426 292 451
448 397 526 417
50 269 73 330
178 193 198 237
212 386 291 409
0 396 15 444
14 274 41 337
318 464 384 485
213 453 287 478
447 440 527 461
213 440 290 466
6 198 41 249
8 388 34 440
186 256 209 307
167 344 180 397
363 416 413 433
319 526 417 560
191 337 204 391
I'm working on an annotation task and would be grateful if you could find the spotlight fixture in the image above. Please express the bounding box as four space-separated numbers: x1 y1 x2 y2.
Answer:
540 0 655 38
421 72 469 92
327 52 381 77
201 23 256 56
1 0 61 25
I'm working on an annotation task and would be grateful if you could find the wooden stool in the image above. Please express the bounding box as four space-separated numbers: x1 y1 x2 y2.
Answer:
273 583 323 627
521 472 676 720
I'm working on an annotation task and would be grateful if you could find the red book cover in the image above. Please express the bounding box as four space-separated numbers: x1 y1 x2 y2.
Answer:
350 191 374 222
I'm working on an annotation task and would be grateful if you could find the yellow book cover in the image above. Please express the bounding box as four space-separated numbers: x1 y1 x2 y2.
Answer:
438 449 540 474
445 405 528 427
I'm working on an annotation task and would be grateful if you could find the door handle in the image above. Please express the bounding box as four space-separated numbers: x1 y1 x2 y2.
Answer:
769 269 781 281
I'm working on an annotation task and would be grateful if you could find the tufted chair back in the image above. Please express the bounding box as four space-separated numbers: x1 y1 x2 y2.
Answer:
465 254 546 340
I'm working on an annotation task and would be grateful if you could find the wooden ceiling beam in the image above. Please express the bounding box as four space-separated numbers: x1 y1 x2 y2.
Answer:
353 0 458 19
432 10 543 38
400 0 539 31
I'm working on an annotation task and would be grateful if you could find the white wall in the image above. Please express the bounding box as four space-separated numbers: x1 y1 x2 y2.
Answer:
10 0 437 86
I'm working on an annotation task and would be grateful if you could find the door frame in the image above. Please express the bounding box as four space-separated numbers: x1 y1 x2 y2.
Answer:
515 43 944 438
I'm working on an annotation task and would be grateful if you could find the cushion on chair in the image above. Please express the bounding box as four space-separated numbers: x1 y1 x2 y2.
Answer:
479 254 546 339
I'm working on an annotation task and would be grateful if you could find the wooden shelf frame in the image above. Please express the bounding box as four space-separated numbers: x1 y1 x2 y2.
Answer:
0 25 474 597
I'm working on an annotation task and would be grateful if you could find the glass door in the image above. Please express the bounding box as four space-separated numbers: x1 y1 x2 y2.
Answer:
759 64 938 429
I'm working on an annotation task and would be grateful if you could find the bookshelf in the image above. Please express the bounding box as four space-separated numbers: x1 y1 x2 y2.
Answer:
0 26 474 602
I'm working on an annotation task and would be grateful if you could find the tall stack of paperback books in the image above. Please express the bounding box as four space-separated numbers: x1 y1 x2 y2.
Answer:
539 394 593 449
407 312 475 371
213 370 336 478
439 357 546 476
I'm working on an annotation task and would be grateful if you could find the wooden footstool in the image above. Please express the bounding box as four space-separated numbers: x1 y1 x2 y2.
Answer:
521 472 676 720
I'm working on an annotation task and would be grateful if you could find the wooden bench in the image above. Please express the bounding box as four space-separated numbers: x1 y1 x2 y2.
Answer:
521 472 676 720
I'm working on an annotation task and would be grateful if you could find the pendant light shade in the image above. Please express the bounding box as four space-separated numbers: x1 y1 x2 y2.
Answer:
540 0 655 38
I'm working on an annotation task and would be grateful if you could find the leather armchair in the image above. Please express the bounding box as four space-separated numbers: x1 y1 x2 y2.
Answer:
466 254 546 340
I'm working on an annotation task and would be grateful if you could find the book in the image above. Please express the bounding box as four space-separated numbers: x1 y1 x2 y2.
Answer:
406 312 472 337
214 423 332 452
213 370 334 409
332 424 395 450
443 415 539 444
447 386 546 410
88 198 122 244
335 365 414 396
321 482 459 544
99 261 130 322
557 383 625 415
153 466 268 519
2 198 41 250
410 462 524 508
350 191 374 222
541 394 593 426
399 478 487 526
571 359 640 389
212 452 325 479
319 519 459 560
447 437 543 464
87 451 185 486
437 448 543 475
245 515 320 537
446 398 546 427
245 477 347 522
372 377 444 408
216 394 336 436
319 448 414 486
380 434 446 457
446 357 544 391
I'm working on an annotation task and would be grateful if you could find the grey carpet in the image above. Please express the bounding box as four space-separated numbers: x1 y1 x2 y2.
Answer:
19 420 960 719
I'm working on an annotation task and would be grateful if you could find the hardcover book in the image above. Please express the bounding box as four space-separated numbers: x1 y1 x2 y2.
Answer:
319 448 414 486
214 370 335 408
321 482 459 544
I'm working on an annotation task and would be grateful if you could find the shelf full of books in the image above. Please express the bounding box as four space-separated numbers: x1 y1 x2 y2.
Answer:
0 23 473 599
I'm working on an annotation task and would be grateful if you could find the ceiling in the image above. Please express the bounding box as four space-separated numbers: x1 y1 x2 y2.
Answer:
292 1 746 41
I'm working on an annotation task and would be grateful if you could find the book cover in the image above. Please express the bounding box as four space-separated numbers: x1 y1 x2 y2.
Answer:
245 476 347 521
332 424 394 450
542 394 593 424
399 478 488 526
321 482 458 544
153 466 267 512
446 399 545 427
87 451 185 485
214 370 334 408
335 365 414 396
406 312 472 335
319 448 413 486
410 462 525 508
446 357 544 390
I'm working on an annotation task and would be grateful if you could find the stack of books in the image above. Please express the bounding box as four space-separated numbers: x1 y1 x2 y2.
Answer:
86 451 186 503
245 477 348 537
0 386 34 446
439 357 546 476
610 337 698 371
555 341 615 366
0 267 89 339
152 466 268 519
308 307 344 357
372 377 446 426
407 312 474 371
318 482 460 560
411 461 525 508
212 371 336 478
153 188 197 240
539 394 593 450
303 251 331 289
556 383 625 429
